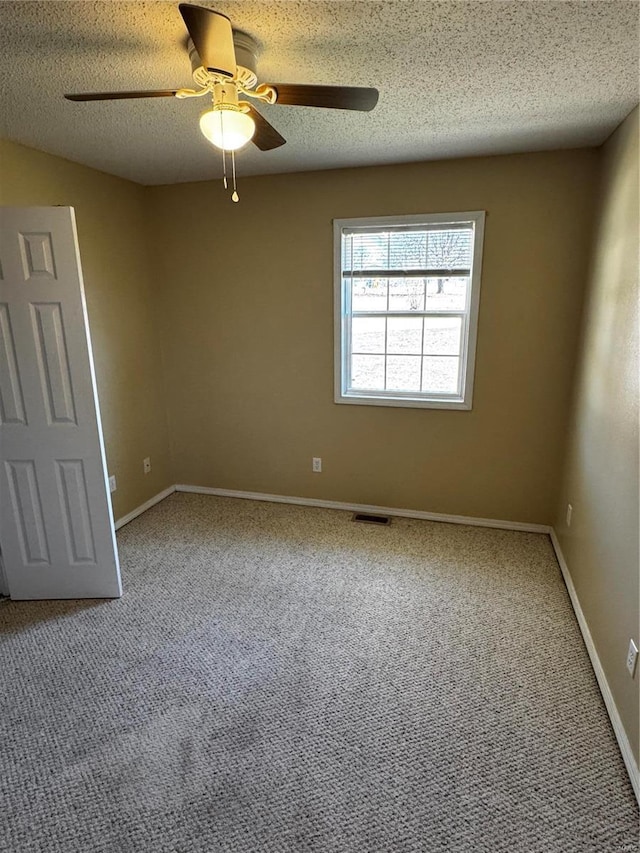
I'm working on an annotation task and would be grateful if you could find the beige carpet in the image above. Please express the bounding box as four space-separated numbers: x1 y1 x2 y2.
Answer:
1 493 638 852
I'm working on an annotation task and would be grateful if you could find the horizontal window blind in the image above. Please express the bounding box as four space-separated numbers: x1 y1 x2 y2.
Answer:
342 227 473 276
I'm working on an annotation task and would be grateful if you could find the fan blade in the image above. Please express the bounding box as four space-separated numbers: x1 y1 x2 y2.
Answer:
65 90 179 101
179 4 235 78
246 105 286 151
269 84 378 111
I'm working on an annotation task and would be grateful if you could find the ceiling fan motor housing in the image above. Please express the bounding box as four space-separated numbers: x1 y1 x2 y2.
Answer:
188 31 260 91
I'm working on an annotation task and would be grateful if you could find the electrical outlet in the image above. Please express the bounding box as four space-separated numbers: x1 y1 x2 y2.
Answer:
626 639 638 678
108 475 116 493
143 457 151 475
312 457 322 473
566 503 573 527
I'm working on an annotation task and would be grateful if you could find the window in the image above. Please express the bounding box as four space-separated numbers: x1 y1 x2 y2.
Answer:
334 211 485 410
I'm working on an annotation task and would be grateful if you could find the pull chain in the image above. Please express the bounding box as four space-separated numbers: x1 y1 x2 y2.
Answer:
231 150 239 202
216 105 238 202
217 108 229 191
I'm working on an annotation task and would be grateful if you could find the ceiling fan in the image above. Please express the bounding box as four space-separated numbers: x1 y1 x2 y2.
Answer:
65 3 379 189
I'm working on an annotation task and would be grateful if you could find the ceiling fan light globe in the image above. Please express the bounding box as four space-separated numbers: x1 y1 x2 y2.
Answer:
200 107 255 151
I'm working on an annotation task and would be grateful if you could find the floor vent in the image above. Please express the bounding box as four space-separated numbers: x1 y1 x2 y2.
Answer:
352 513 391 525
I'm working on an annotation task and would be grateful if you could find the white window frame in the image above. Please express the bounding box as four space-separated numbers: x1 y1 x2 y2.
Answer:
333 211 485 410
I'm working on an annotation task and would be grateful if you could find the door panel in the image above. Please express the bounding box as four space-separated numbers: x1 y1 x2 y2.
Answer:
0 303 27 424
56 458 97 563
0 206 121 599
31 301 78 424
18 231 58 280
5 459 49 564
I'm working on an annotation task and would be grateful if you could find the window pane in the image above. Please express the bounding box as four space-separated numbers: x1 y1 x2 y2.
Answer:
387 317 422 354
347 234 388 270
427 229 472 269
424 277 467 311
351 355 385 390
423 317 462 355
388 278 425 311
352 316 386 354
351 278 387 311
422 357 459 394
386 356 421 392
388 231 427 269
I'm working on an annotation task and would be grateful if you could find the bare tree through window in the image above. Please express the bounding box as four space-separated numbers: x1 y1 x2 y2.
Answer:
429 230 471 293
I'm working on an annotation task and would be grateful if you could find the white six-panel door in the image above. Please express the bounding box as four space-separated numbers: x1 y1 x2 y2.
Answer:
0 207 121 599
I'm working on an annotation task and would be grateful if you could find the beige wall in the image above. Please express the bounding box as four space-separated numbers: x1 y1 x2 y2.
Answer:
148 149 598 524
555 108 640 763
2 128 636 770
0 140 173 519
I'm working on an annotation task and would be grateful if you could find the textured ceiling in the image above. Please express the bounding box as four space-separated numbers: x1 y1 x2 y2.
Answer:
1 1 638 185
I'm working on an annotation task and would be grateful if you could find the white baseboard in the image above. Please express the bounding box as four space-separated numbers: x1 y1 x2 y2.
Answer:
114 485 176 530
174 484 552 534
550 529 640 804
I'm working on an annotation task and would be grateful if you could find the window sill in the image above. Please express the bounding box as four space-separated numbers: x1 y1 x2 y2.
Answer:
335 392 472 410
